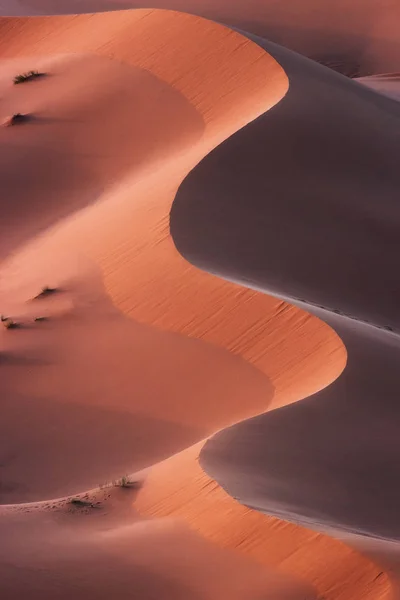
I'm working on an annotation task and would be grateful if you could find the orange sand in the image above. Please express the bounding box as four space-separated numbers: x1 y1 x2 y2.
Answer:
0 7 394 600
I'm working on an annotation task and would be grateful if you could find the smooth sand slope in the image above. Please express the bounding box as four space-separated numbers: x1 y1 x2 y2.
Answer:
0 52 203 257
357 72 400 101
2 0 399 76
0 6 394 600
1 490 314 600
171 37 400 329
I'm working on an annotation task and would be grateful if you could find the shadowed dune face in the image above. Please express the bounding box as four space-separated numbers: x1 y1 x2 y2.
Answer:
171 38 400 330
0 393 205 502
0 52 203 258
202 323 400 541
164 33 400 540
10 0 400 75
0 513 314 600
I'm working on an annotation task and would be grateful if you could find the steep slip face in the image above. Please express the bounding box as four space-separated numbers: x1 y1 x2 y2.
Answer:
7 0 400 75
171 38 400 330
168 35 400 539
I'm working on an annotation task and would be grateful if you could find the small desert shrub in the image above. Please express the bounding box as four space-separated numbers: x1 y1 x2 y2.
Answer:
69 498 95 508
34 316 48 322
13 70 45 84
33 286 58 300
8 113 30 126
2 318 19 330
115 475 141 489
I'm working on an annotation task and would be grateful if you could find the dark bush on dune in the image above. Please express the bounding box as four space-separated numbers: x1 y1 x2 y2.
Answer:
2 318 19 330
69 498 96 509
33 286 58 300
114 476 142 489
13 70 45 84
6 113 30 126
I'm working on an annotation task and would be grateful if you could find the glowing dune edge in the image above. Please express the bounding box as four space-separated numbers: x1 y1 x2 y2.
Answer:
0 7 395 600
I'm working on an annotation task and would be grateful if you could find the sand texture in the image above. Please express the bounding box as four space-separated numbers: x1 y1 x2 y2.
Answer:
0 4 399 600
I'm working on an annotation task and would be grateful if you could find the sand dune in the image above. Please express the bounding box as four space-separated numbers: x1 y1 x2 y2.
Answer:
0 10 349 598
0 9 342 503
2 0 399 75
0 5 398 600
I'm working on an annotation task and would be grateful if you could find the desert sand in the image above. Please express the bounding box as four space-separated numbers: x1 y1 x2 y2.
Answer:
0 4 398 600
2 0 399 75
357 72 400 101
